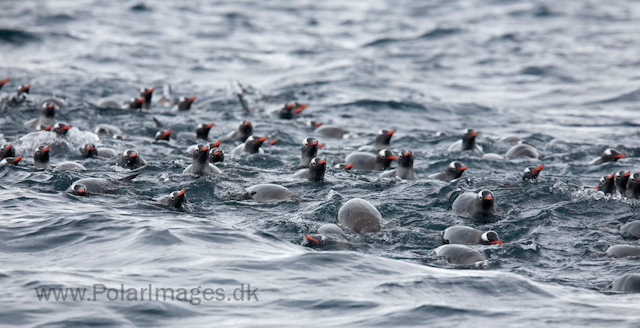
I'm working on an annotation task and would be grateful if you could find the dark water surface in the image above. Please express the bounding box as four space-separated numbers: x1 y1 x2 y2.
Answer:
1 0 640 326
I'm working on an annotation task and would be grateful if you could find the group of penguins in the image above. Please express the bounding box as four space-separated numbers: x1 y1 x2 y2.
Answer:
1 77 639 293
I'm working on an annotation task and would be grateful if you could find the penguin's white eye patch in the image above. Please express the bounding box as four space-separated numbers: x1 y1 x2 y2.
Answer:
377 130 384 135
477 191 483 198
449 162 456 170
604 149 612 156
481 232 489 242
524 168 531 173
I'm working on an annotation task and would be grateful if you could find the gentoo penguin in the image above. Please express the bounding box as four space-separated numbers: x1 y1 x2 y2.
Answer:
127 97 145 109
80 144 118 159
34 145 86 171
308 121 350 139
245 184 297 202
609 274 640 293
116 149 147 169
294 157 326 181
0 143 15 160
380 150 415 180
338 149 397 171
614 171 630 196
442 225 504 245
620 221 640 239
95 124 123 137
0 77 8 91
158 189 187 208
435 244 487 265
53 122 71 136
4 84 31 108
67 172 141 196
208 148 224 163
625 173 640 199
300 137 322 167
606 245 640 258
186 139 221 157
452 190 497 216
24 102 55 128
337 198 382 233
303 224 350 248
226 121 253 141
523 164 545 181
589 148 625 165
176 96 196 110
231 135 268 156
176 123 214 142
358 129 395 151
155 129 172 141
447 129 483 152
140 87 154 109
183 144 222 174
38 96 68 109
596 173 616 195
429 161 467 182
0 156 22 167
158 85 196 110
505 142 540 159
275 102 308 119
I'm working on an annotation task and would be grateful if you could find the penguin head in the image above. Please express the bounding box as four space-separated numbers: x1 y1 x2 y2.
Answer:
1 143 15 158
615 170 630 186
462 128 478 141
155 129 172 141
239 121 253 135
448 161 468 179
397 151 414 168
95 126 110 135
523 164 545 181
481 231 504 245
122 149 139 165
208 147 224 163
178 96 196 110
477 190 494 208
302 234 327 247
53 122 71 136
167 189 187 208
283 102 308 114
192 144 210 161
195 123 213 139
602 148 625 162
308 157 327 181
41 102 56 117
597 173 615 193
81 144 98 158
128 97 145 109
34 145 50 163
17 84 30 95
140 87 154 101
376 149 398 169
70 183 88 196
307 120 322 128
302 137 319 157
375 129 395 146
245 135 268 152
3 156 22 166
627 173 640 189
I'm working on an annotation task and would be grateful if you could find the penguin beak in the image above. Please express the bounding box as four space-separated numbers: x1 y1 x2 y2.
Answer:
624 171 631 177
343 163 354 170
48 104 55 109
136 97 145 104
188 96 196 102
458 166 468 171
78 188 86 195
469 132 478 137
146 88 155 95
614 154 626 159
309 140 318 146
304 235 320 244
269 139 278 145
20 84 30 92
256 136 268 142
314 123 323 128
61 125 72 130
177 189 185 197
483 196 492 201
609 173 615 179
386 130 396 136
129 152 137 158
211 139 221 148
12 156 23 164
490 240 504 245
533 164 545 172
86 145 95 151
293 103 309 114
201 145 209 152
318 158 326 165
0 78 8 85
214 150 221 156
44 125 53 131
318 144 325 149
387 155 398 160
403 151 411 157
243 121 251 127
160 129 171 138
204 123 214 129
5 144 11 151
42 146 50 152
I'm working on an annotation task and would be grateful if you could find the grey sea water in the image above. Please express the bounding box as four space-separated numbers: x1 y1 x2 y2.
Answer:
1 0 640 326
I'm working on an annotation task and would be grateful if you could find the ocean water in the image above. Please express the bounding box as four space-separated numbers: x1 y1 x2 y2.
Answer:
1 0 640 326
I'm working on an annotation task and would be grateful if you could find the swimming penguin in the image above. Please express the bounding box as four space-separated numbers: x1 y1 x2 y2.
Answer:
380 150 415 180
140 87 154 109
294 157 326 181
208 147 224 163
245 184 297 202
127 97 145 109
116 149 147 169
80 144 118 159
52 122 71 136
337 149 397 171
614 171 630 196
0 143 15 160
303 224 351 249
0 156 23 167
620 221 640 239
94 124 123 137
24 102 55 128
3 84 31 108
34 145 86 171
589 148 625 165
231 135 268 156
226 121 253 141
606 245 640 258
337 198 382 233
38 96 69 109
158 189 187 208
176 123 214 142
67 172 141 196
596 173 616 195
452 190 497 216
625 173 640 199
186 140 221 157
505 142 540 159
429 161 467 182
523 164 545 181
358 129 395 151
0 77 8 91
155 129 172 141
609 274 640 293
435 244 487 265
307 121 350 139
176 96 196 110
274 102 308 119
183 144 222 174
300 137 322 167
442 225 504 245
447 129 483 153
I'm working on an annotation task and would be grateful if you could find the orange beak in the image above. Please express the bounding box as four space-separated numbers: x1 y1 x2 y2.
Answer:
61 125 72 130
86 145 95 151
624 171 631 177
146 88 155 94
470 132 478 137
386 130 396 136
256 136 268 142
484 196 492 201
387 155 398 160
403 151 411 157
214 151 221 156
243 121 251 127
204 123 214 129
344 163 354 170
309 140 318 146
42 146 50 152
534 164 545 172
314 123 323 128
293 103 309 114
5 144 11 151
43 125 53 131
160 129 171 138
136 97 145 104
177 189 185 196
305 235 320 244
614 154 626 159
188 96 196 102
211 139 221 148
269 139 278 145
318 158 326 165
609 173 615 179
129 152 137 157
0 78 8 85
201 145 209 152
459 166 468 171
48 104 55 109
13 156 23 164
491 240 504 245
78 188 86 194
21 84 30 92
318 144 325 149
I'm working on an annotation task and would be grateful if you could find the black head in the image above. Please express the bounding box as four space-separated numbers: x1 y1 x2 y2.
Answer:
128 97 144 109
302 234 326 247
1 143 15 159
53 122 71 136
601 148 625 162
597 173 616 195
462 128 478 150
177 96 196 110
523 164 545 181
307 120 322 129
308 157 326 181
167 189 186 208
17 84 30 95
397 151 414 168
208 147 224 163
280 102 308 118
245 135 267 153
447 161 468 179
122 149 139 166
239 121 253 135
376 149 398 170
192 144 210 162
34 145 50 164
477 190 495 209
375 129 395 147
195 123 213 139
481 231 504 245
615 171 630 191
155 129 171 141
70 183 88 196
81 144 98 158
41 102 55 118
302 137 319 157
